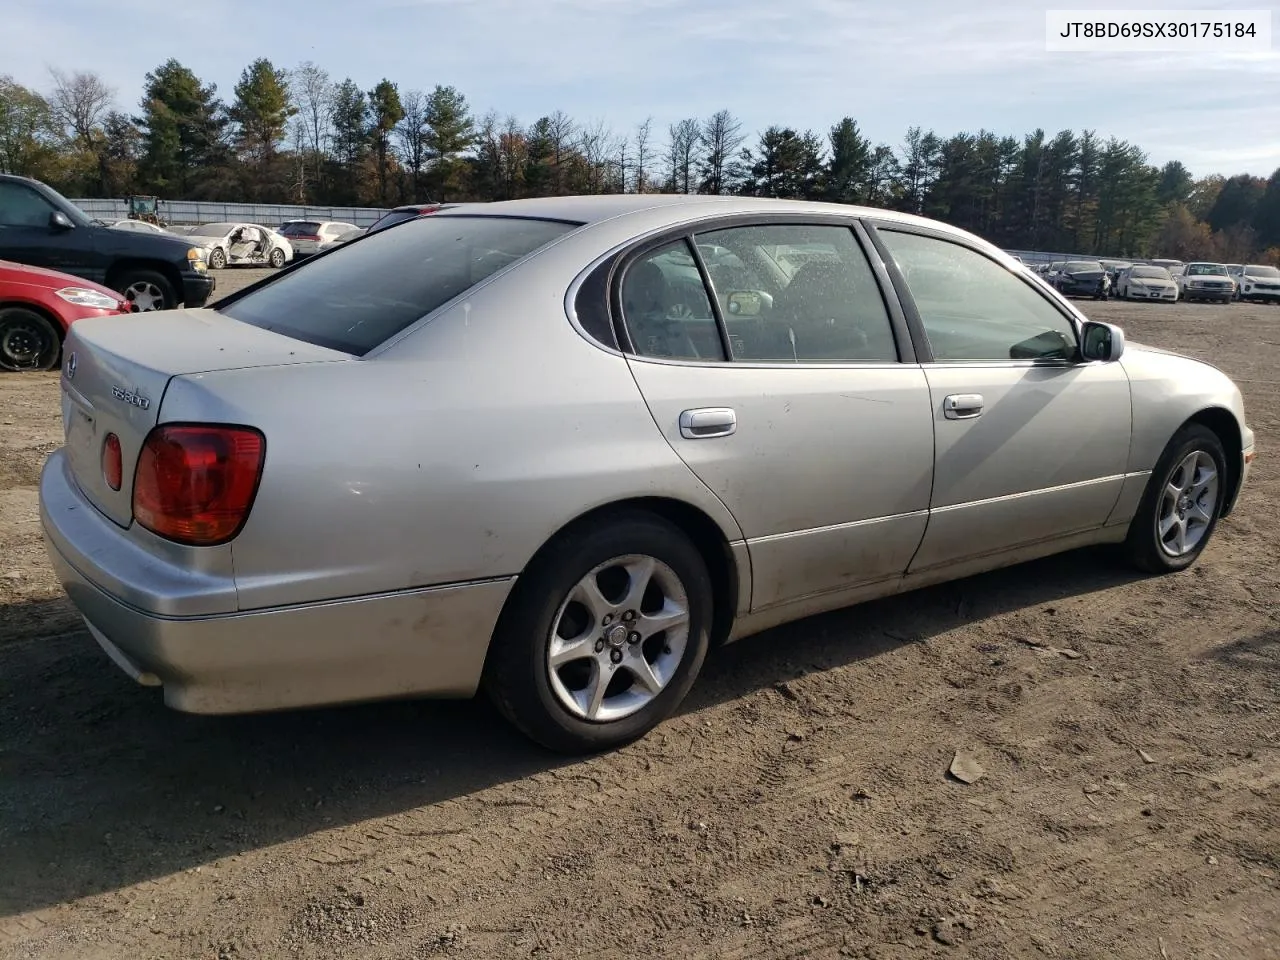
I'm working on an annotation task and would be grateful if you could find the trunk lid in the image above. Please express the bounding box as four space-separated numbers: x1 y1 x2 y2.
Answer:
60 308 350 527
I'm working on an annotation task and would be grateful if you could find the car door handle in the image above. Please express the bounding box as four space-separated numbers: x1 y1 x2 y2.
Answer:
679 407 737 439
943 394 984 419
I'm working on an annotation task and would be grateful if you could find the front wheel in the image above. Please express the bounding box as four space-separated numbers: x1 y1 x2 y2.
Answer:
116 270 177 311
0 307 60 372
1123 424 1227 574
483 511 713 753
209 247 227 270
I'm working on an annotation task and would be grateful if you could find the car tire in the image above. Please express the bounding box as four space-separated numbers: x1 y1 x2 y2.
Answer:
269 248 286 268
1122 423 1228 575
483 510 714 754
115 270 177 311
0 307 61 372
209 248 227 270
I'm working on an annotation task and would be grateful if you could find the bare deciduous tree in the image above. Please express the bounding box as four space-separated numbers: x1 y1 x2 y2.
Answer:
698 109 745 195
633 116 653 193
47 68 114 148
666 118 701 193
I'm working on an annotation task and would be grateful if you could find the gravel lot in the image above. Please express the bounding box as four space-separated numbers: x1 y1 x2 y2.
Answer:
1 285 1277 959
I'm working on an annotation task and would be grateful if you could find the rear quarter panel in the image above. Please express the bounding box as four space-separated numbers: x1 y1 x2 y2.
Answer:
161 222 747 611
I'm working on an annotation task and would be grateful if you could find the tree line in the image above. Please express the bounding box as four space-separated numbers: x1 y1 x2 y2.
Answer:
1 61 1278 263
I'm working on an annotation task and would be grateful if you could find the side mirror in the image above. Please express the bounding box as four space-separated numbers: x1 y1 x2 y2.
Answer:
49 211 74 231
1080 320 1125 362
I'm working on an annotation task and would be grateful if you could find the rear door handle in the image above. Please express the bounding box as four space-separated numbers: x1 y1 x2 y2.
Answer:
680 407 737 439
943 394 984 419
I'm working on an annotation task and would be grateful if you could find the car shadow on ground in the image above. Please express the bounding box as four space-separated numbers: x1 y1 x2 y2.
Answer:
0 546 1146 917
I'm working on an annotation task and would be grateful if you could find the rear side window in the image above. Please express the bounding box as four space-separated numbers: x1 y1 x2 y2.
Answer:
218 215 578 355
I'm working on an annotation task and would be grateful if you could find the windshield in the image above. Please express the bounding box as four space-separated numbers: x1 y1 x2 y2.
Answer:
1244 265 1280 278
218 215 579 355
1186 263 1227 276
1131 266 1170 279
1063 261 1102 272
188 222 236 237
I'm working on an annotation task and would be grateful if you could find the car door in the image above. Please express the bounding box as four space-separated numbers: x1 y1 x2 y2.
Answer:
619 220 936 612
0 181 91 277
867 223 1132 573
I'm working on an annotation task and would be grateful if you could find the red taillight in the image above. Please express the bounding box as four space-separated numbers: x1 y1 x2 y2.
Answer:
102 433 122 490
294 234 321 241
132 425 265 546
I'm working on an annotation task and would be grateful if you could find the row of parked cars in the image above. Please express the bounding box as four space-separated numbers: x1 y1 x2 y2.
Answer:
1028 256 1280 304
0 170 450 370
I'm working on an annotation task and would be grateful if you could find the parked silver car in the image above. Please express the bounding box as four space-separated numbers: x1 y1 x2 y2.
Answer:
40 196 1255 753
279 220 360 258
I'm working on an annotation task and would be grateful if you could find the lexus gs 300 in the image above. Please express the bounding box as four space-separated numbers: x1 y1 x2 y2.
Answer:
40 196 1254 753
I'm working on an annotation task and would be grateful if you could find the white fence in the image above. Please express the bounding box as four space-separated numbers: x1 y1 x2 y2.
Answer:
71 198 393 228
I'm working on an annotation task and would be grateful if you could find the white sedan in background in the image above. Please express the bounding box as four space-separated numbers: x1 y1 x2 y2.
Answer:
176 222 293 269
107 219 175 235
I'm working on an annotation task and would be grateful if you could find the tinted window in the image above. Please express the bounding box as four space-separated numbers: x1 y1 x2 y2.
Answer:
879 230 1078 363
219 215 577 355
620 240 724 361
369 209 422 232
1131 266 1170 279
694 224 898 362
0 183 57 227
282 221 322 235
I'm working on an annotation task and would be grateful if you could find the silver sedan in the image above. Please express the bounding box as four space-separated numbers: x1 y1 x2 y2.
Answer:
40 196 1255 753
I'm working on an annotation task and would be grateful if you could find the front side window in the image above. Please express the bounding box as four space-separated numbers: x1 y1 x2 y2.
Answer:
694 224 898 362
0 183 57 227
619 241 724 361
219 215 578 355
878 229 1078 363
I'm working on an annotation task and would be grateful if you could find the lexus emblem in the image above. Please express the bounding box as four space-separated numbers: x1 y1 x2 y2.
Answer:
65 352 77 380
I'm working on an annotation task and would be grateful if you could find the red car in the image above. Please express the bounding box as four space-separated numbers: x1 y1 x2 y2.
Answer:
0 259 132 372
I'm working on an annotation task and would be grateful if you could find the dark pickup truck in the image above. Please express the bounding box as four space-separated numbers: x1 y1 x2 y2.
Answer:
0 174 215 311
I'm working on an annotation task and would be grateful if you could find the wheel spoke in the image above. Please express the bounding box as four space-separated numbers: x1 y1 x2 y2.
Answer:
549 636 595 667
620 557 656 611
1158 512 1179 538
1174 518 1189 555
1190 466 1217 499
1189 501 1214 525
625 653 663 695
570 576 614 624
637 602 688 639
578 663 610 720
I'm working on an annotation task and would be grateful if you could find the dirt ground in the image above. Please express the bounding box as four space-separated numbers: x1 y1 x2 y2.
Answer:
1 277 1277 960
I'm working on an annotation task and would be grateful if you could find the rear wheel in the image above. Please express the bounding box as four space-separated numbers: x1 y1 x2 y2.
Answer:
484 511 713 753
0 307 60 372
269 248 286 268
1123 424 1227 574
115 270 177 311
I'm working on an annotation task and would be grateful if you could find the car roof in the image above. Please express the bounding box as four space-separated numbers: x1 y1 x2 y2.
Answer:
436 194 972 234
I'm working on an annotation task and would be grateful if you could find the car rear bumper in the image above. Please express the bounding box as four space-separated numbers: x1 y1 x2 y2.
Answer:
181 272 216 307
40 449 512 714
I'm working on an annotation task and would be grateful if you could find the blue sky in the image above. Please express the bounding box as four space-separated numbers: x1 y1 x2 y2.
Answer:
9 0 1278 177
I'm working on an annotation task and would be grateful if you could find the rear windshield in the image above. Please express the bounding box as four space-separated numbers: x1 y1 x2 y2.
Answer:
217 215 579 355
281 221 322 235
369 209 425 231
